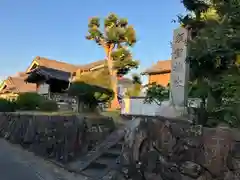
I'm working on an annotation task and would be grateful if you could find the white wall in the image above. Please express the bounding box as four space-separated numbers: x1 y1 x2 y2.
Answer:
121 97 201 116
121 97 167 116
38 83 49 95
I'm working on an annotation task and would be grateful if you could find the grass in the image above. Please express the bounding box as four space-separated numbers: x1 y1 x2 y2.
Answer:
3 109 124 127
10 110 121 118
13 111 80 116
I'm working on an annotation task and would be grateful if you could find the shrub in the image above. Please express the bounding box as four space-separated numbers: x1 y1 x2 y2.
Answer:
0 98 16 112
16 92 44 110
39 100 59 112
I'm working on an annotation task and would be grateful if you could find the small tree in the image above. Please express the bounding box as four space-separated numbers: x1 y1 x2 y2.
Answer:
86 13 139 108
68 82 113 112
16 92 44 110
144 83 169 105
0 98 16 112
68 67 113 112
125 74 142 97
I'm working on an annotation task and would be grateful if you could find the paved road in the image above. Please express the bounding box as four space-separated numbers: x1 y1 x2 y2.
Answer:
0 139 87 180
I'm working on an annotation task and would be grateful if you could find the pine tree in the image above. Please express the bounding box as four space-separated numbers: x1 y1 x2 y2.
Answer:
86 13 139 108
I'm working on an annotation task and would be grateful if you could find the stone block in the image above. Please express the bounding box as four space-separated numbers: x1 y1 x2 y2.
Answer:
120 116 240 180
0 112 115 163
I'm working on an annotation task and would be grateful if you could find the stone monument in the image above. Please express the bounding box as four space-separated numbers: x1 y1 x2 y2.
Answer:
155 27 190 118
170 27 189 107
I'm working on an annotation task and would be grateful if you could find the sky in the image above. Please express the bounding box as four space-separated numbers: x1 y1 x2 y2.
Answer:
0 0 185 82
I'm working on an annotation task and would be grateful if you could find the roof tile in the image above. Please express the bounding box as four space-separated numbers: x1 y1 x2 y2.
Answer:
0 76 36 94
144 60 171 74
34 56 80 73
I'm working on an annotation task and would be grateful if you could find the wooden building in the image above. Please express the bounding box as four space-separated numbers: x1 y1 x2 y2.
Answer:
0 56 134 110
25 56 133 110
0 73 36 100
143 60 171 87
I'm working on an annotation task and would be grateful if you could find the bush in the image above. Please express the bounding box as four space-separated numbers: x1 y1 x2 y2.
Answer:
16 92 44 110
0 98 16 112
39 100 59 112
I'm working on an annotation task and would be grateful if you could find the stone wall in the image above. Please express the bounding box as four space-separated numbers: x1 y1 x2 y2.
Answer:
0 113 115 163
120 116 240 180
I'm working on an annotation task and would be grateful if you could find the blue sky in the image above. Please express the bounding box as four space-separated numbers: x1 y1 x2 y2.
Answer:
0 0 185 82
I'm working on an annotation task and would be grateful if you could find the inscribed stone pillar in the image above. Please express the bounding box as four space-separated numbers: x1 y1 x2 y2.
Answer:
170 27 189 107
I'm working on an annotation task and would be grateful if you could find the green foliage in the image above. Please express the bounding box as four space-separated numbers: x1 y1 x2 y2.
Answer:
86 13 138 76
188 79 209 100
16 92 44 110
144 83 169 105
111 48 139 75
126 74 142 97
69 81 113 100
76 67 111 89
70 67 114 111
68 81 114 111
179 0 240 127
0 98 16 112
87 13 137 45
39 100 59 112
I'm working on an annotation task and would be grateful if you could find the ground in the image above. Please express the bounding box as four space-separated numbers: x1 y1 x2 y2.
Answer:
0 139 87 180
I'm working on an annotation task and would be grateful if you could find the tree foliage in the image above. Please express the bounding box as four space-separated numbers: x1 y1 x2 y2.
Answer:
68 67 114 112
125 74 142 97
86 13 139 94
0 98 16 112
178 0 240 127
16 92 45 110
144 83 169 105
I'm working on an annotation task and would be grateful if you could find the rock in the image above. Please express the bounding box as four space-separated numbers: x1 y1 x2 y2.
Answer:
120 116 240 180
179 161 203 178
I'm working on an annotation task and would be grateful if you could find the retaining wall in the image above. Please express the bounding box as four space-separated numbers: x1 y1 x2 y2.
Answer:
0 113 115 163
121 116 240 180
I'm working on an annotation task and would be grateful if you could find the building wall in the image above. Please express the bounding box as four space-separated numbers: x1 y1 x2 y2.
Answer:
148 72 170 87
121 97 200 116
37 83 49 95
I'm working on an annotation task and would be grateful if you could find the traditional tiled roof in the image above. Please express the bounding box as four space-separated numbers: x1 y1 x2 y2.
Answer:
0 76 36 94
79 60 106 70
1 56 108 95
26 66 71 83
30 56 106 73
31 56 80 73
143 60 171 74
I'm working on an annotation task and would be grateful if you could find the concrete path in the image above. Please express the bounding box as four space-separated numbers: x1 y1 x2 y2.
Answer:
0 139 87 180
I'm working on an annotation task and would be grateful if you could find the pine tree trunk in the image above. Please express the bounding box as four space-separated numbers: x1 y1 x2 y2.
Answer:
104 44 119 109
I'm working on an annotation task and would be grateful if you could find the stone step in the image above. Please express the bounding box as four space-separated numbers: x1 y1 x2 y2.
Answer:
102 148 121 158
111 141 123 150
66 128 125 173
81 156 119 179
87 161 108 169
81 167 107 178
95 156 118 165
